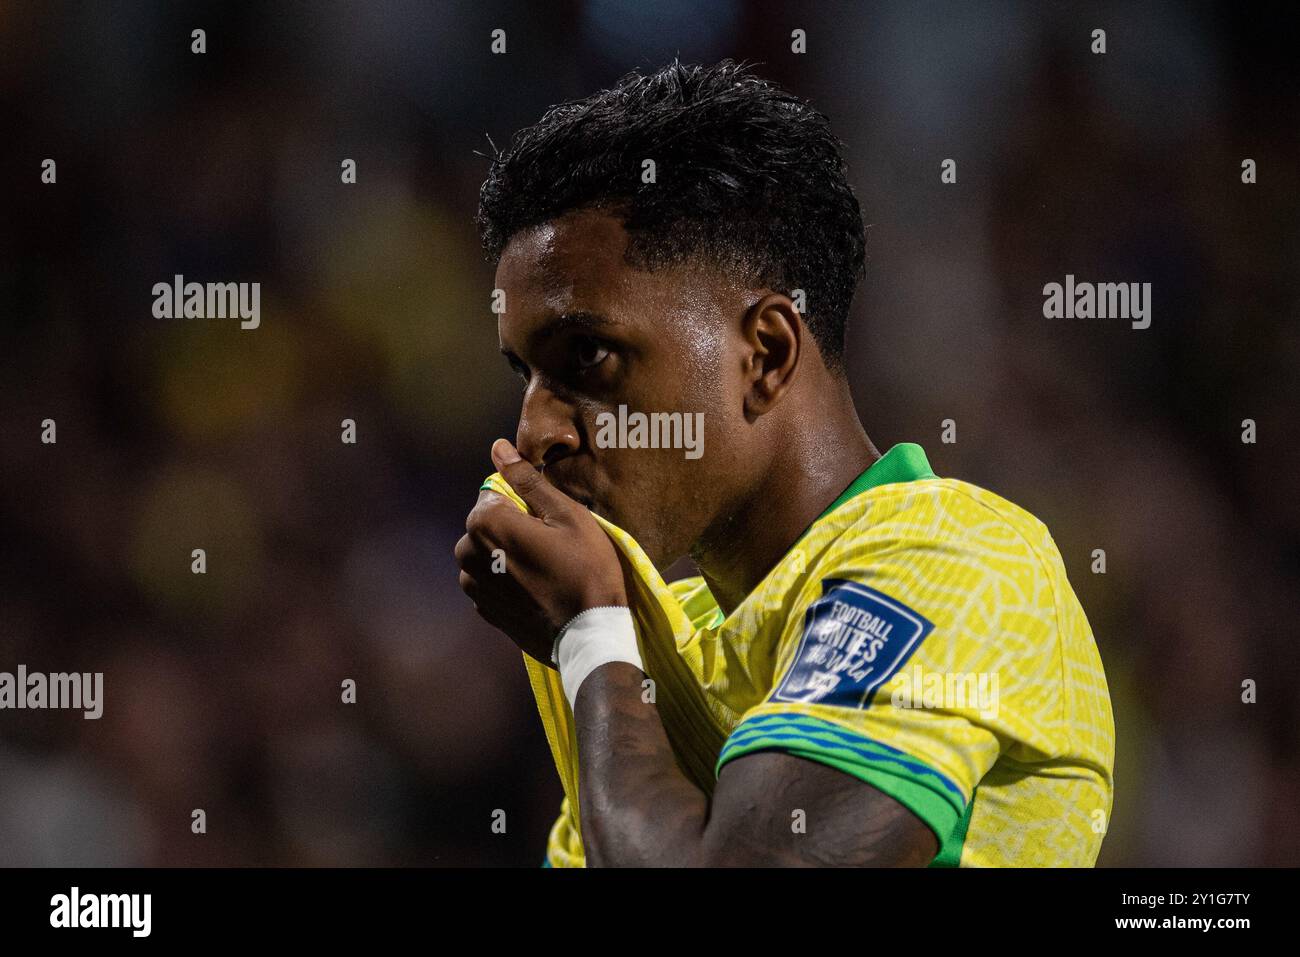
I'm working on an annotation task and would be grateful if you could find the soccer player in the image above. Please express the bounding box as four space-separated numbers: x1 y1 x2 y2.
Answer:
455 61 1114 867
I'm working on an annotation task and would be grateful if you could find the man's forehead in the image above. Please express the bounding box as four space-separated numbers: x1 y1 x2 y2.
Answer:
494 209 736 353
497 209 631 299
495 212 640 353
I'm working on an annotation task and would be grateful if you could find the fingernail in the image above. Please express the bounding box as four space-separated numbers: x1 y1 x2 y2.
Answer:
492 438 521 465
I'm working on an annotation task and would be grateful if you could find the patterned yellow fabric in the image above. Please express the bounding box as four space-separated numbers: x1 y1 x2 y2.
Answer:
482 443 1114 868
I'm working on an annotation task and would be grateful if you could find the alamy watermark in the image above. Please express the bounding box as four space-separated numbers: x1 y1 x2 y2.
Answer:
889 664 999 720
152 274 260 329
0 666 103 719
595 404 704 460
1042 274 1150 329
50 887 150 937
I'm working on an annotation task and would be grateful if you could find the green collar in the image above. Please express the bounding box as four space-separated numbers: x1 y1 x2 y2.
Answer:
811 442 936 526
706 443 937 627
495 441 937 630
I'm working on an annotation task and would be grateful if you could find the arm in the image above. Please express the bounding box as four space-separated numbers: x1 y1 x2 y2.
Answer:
456 442 939 867
575 660 937 867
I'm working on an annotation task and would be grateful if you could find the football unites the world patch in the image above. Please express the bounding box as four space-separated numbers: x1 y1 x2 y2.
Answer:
772 579 935 709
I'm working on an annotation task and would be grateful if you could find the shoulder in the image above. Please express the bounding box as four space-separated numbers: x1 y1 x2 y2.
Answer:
789 476 1080 694
850 476 1052 549
816 477 1070 600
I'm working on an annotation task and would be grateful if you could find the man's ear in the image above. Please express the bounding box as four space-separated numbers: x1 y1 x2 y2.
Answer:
740 293 802 419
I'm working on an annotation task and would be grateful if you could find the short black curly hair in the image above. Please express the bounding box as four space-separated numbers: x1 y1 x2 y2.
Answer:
476 60 866 369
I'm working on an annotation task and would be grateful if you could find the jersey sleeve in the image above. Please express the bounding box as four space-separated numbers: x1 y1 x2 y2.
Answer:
714 502 1065 854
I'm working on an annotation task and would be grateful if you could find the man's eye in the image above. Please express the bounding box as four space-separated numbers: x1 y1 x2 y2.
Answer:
574 337 610 369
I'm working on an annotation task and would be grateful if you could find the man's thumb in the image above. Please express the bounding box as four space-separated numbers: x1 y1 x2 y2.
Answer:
491 439 561 519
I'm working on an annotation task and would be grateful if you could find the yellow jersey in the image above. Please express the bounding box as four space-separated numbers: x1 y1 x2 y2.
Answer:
482 442 1114 867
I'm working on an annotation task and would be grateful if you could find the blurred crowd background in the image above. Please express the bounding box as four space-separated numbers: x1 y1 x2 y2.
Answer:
0 1 1295 866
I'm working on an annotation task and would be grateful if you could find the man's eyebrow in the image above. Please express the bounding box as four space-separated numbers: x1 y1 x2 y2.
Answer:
524 311 618 351
542 310 616 336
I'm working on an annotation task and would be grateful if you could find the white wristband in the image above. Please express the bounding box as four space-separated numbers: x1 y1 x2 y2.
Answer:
551 606 643 711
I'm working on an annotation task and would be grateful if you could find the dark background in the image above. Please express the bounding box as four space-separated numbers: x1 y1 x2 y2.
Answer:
0 0 1296 866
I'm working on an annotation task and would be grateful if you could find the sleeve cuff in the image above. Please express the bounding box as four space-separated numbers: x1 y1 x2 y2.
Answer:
715 711 967 851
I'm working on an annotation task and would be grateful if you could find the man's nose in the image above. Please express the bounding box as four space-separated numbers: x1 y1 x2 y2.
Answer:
516 382 582 468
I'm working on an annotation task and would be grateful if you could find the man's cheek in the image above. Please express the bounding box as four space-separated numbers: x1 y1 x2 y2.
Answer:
603 485 661 551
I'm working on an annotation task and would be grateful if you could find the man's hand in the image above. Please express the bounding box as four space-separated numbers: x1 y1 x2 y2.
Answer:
454 439 628 663
458 440 940 867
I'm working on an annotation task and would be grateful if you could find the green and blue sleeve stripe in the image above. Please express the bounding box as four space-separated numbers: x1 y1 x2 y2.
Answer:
715 711 967 855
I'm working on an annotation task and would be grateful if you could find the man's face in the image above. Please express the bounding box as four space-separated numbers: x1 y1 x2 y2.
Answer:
495 208 753 569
